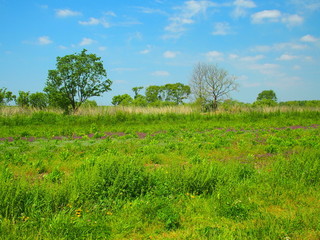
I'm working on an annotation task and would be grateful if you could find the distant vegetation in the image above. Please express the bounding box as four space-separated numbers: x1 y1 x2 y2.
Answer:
1 49 320 114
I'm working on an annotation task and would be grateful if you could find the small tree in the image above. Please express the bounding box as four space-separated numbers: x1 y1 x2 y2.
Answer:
29 92 48 109
16 91 30 107
44 49 112 113
132 87 144 99
111 94 133 106
145 85 164 103
256 90 277 102
164 83 191 105
190 63 238 111
0 88 16 106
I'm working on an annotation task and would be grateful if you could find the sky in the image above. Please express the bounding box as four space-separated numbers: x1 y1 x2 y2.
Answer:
0 0 320 105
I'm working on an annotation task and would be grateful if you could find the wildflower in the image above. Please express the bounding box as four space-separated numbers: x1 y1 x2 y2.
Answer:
21 216 30 221
106 211 113 215
75 209 82 217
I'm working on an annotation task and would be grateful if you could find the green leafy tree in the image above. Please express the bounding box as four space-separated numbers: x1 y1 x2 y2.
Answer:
132 95 148 107
44 49 112 113
145 85 164 103
0 88 16 106
256 90 277 102
132 87 144 99
111 94 133 106
29 92 48 109
190 63 238 111
16 91 30 107
164 83 191 105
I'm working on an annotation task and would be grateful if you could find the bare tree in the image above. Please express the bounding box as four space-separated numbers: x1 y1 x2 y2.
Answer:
190 62 238 111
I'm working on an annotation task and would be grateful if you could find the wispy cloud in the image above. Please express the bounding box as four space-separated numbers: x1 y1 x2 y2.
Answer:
240 54 264 61
205 51 224 61
151 71 170 76
232 0 256 18
249 63 280 75
79 38 95 46
277 54 298 61
164 0 217 38
251 10 303 27
252 42 308 52
139 45 152 54
212 22 232 35
300 34 318 42
79 17 100 26
79 12 139 28
55 9 81 18
137 7 166 15
251 10 281 23
38 36 53 45
290 0 320 12
282 14 304 27
163 51 180 58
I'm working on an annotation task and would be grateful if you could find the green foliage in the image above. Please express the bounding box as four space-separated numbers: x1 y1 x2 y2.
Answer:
16 91 30 107
279 100 320 107
0 88 16 106
253 99 278 107
145 83 190 105
44 49 112 113
81 99 98 108
256 90 277 102
29 92 48 109
111 94 133 106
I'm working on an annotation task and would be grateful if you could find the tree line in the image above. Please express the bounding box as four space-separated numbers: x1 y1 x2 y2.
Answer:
111 83 191 107
2 49 315 114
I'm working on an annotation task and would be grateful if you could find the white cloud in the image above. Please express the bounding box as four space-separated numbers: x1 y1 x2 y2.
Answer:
140 48 151 54
229 54 239 60
56 9 81 17
232 0 256 18
282 14 304 27
290 0 320 12
251 10 303 27
38 36 52 45
241 55 264 61
164 0 217 38
104 11 116 17
252 42 308 52
249 63 279 75
137 7 166 14
128 32 143 42
300 34 318 42
98 46 107 51
79 17 100 26
139 44 153 55
212 22 232 35
79 17 111 28
205 51 224 61
277 54 298 61
79 38 95 46
152 71 170 76
251 10 281 23
163 51 180 58
293 65 301 70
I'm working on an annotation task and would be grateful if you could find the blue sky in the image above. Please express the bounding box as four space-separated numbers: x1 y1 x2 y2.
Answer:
1 0 319 105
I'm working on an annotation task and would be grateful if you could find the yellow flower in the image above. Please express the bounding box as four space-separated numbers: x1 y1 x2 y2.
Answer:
106 211 113 215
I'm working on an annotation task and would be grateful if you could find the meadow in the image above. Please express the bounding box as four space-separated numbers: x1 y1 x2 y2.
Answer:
0 106 320 239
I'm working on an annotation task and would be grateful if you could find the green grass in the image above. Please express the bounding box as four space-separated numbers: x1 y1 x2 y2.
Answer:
0 109 320 239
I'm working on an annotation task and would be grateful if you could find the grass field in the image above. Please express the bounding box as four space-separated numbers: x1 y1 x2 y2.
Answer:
0 107 320 239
